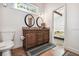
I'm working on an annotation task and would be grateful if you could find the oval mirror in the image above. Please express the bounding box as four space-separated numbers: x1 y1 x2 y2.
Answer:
36 17 43 28
24 14 35 27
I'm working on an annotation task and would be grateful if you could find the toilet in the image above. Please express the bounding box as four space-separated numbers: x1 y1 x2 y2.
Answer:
0 30 15 56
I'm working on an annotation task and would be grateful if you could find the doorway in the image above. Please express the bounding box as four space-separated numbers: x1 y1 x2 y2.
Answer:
53 6 65 46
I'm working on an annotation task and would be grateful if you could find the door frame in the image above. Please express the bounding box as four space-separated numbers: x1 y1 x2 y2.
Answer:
52 4 67 45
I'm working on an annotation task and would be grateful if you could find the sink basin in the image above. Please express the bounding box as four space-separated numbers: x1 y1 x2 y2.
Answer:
0 41 14 56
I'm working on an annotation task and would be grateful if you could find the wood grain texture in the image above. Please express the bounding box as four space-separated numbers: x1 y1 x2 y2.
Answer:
22 27 49 50
11 47 26 56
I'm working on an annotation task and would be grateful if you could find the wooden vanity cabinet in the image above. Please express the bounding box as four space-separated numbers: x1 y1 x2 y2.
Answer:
22 27 49 50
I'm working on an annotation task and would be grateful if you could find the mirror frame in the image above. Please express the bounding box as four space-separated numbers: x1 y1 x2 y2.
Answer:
24 14 35 27
36 17 43 28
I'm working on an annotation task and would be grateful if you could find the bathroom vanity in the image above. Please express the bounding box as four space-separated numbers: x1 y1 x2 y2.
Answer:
22 27 49 50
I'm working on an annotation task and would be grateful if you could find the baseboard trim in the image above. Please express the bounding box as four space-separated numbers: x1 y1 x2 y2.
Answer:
65 47 79 55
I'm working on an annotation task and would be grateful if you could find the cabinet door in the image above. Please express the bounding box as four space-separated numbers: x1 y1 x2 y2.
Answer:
43 30 49 43
26 33 37 49
36 31 43 45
